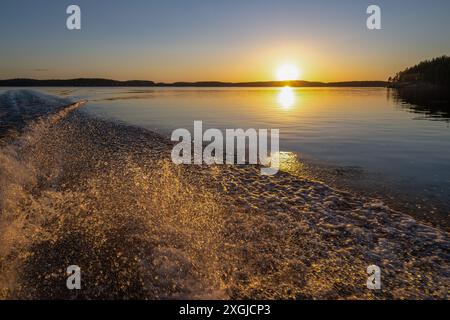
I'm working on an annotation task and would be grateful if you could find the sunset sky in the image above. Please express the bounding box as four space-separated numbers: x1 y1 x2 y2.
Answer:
1 0 449 82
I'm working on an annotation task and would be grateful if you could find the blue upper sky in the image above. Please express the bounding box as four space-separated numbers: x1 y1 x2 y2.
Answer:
1 0 449 81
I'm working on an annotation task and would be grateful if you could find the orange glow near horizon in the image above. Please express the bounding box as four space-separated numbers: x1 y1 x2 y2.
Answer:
3 45 400 83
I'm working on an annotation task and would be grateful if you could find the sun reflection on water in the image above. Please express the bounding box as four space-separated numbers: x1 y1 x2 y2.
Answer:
276 151 305 173
277 86 296 109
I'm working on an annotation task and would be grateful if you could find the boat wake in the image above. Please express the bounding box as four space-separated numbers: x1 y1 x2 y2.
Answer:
0 90 448 299
0 90 228 299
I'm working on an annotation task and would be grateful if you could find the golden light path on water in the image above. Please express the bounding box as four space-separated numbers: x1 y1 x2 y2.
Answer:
274 88 304 174
276 151 305 173
277 86 296 109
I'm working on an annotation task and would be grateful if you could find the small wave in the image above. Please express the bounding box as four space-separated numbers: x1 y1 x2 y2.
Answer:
0 90 78 139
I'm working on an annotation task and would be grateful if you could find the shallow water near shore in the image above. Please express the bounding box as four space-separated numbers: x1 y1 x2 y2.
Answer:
3 86 448 227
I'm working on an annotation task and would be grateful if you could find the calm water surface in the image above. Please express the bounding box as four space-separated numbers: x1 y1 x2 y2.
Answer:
5 87 450 226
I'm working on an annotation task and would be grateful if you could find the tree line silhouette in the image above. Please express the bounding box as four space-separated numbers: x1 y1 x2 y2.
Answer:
389 55 450 86
389 56 450 119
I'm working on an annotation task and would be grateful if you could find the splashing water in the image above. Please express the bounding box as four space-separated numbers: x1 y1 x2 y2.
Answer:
0 91 227 299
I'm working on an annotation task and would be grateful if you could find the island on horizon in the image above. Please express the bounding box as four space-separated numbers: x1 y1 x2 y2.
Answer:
0 78 388 87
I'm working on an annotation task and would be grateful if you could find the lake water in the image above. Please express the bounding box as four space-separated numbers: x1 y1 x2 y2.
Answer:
3 87 450 227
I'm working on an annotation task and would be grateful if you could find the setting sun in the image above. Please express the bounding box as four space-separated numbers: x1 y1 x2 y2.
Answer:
276 64 300 81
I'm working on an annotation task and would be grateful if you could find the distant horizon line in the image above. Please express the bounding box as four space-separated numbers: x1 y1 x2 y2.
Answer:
0 78 388 88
